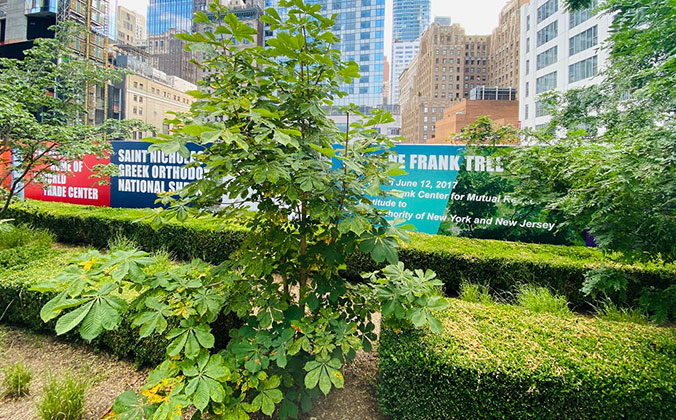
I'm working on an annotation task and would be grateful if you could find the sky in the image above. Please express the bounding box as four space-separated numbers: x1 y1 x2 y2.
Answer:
117 0 509 55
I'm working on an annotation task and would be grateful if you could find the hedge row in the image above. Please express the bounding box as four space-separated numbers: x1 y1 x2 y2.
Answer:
7 200 676 308
378 299 676 420
0 245 239 366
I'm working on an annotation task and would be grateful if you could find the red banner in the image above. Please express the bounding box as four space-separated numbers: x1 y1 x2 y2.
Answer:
23 154 111 207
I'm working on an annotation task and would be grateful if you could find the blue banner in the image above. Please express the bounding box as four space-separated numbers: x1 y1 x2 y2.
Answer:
110 141 205 208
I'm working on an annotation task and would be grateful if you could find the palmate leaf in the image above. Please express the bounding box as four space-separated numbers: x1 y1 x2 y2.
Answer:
303 357 343 396
247 375 283 416
183 351 230 412
112 390 154 420
166 321 215 358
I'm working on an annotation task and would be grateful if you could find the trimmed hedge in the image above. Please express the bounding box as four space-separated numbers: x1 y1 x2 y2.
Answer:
6 200 676 308
378 299 676 420
0 246 240 366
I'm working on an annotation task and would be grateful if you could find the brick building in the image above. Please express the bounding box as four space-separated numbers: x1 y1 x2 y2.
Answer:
487 0 521 91
400 22 489 143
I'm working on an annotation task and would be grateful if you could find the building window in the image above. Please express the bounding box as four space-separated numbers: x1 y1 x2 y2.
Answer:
537 0 558 24
536 46 558 70
535 100 549 117
569 25 598 56
525 81 530 97
570 0 598 28
526 37 530 53
537 21 558 47
569 55 598 83
525 104 529 119
536 71 557 94
525 59 530 75
526 15 531 31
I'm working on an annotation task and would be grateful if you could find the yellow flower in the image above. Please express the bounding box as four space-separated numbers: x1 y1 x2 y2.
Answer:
82 256 99 271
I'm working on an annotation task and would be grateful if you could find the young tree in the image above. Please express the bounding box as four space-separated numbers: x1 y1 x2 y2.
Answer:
0 22 145 216
506 0 676 319
36 1 447 418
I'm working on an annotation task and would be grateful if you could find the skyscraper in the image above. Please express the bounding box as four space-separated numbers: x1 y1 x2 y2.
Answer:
400 22 489 143
390 0 430 105
147 0 199 83
148 0 265 84
265 0 386 108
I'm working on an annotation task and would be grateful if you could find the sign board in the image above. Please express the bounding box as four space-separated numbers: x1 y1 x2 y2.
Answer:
110 141 205 208
23 154 111 207
12 142 579 246
378 145 575 245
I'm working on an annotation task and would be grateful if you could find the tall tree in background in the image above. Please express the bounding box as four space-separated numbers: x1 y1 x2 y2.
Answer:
0 22 145 216
507 0 676 319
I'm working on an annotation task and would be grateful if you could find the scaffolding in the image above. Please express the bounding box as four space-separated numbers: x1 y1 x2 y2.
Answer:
57 0 111 125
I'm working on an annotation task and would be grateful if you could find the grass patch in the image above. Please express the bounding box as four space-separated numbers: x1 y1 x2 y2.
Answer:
0 223 53 250
597 300 650 325
36 371 87 420
515 284 571 316
1 360 33 398
378 299 676 420
458 282 494 305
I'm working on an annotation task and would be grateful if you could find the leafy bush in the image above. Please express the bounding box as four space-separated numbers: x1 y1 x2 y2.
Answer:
36 371 87 420
378 299 676 420
515 284 571 316
458 282 494 305
0 245 239 367
1 360 32 398
8 200 676 312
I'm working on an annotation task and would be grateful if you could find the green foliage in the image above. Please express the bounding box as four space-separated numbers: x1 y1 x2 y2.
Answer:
378 299 676 420
0 21 149 217
506 0 676 317
1 360 33 398
515 285 571 316
456 115 519 145
8 199 676 312
0 245 239 367
458 282 494 305
0 223 53 250
36 371 87 420
596 300 649 325
38 2 447 418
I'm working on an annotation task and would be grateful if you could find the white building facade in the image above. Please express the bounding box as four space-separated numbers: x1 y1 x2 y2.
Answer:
519 0 611 129
391 40 420 105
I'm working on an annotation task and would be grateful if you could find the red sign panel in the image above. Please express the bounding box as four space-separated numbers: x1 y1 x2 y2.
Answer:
23 154 111 207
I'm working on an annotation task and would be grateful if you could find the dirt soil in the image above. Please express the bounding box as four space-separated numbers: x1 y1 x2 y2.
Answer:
0 325 387 420
0 325 148 420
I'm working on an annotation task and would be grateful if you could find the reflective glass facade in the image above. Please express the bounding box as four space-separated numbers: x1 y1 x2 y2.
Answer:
147 0 202 83
392 0 429 43
147 0 194 35
390 0 430 105
265 0 385 107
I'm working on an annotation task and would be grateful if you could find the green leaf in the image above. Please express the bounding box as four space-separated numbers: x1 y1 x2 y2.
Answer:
55 300 94 336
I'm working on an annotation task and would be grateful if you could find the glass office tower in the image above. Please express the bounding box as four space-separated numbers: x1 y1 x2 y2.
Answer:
147 0 200 83
390 0 430 105
265 0 385 107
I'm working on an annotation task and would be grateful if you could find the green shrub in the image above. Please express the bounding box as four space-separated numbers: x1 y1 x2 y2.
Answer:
378 299 676 420
0 245 240 367
6 200 676 309
458 282 494 305
1 360 32 398
597 300 650 325
36 371 87 420
515 284 571 316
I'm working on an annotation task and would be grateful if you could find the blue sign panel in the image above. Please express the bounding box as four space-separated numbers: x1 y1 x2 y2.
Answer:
378 144 466 234
110 141 205 208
